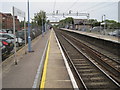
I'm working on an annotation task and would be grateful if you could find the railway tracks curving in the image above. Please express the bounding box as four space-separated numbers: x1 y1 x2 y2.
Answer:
55 29 120 89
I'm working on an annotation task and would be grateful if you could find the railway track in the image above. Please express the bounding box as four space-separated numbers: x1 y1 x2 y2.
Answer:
62 30 120 63
55 29 120 89
56 29 120 83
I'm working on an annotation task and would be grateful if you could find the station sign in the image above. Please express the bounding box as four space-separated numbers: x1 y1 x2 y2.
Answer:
12 6 26 65
13 7 25 18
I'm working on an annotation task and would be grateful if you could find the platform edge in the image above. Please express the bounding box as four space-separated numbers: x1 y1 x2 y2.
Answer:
54 31 79 90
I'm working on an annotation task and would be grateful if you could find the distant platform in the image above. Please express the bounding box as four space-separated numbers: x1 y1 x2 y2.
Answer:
61 28 120 44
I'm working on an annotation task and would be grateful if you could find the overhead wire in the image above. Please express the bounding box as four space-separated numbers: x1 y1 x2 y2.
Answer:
51 1 117 21
83 2 117 21
53 0 56 14
74 2 117 19
86 2 117 13
63 2 116 14
89 2 117 21
78 2 106 13
64 0 79 14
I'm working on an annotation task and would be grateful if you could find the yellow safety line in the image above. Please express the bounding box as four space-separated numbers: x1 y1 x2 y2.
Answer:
40 31 52 89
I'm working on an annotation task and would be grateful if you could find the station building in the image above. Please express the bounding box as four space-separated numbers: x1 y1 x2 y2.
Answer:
74 19 92 30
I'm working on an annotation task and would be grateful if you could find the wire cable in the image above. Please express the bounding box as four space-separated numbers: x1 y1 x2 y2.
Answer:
53 0 56 14
78 2 106 12
64 0 79 14
87 2 117 13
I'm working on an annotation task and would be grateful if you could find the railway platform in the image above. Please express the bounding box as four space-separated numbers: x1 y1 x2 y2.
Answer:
40 30 74 88
2 30 51 88
2 29 76 89
61 28 120 43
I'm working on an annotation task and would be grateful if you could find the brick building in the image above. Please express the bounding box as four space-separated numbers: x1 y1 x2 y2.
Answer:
0 12 20 30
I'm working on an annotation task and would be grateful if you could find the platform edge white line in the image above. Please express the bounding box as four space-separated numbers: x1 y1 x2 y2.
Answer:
32 37 49 88
54 31 79 90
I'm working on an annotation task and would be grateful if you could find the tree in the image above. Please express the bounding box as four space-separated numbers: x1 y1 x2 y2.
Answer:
34 10 46 26
20 21 24 28
20 21 28 29
59 17 74 28
59 19 66 28
65 17 74 24
89 19 100 27
105 20 120 29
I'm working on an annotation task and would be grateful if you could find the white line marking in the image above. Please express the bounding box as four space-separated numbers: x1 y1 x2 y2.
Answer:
32 37 49 88
54 32 79 90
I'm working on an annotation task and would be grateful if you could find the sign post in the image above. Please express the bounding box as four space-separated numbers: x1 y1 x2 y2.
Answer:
12 6 25 65
24 16 27 54
13 7 17 65
42 12 44 37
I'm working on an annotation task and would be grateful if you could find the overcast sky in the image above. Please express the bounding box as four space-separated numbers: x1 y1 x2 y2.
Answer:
1 0 120 22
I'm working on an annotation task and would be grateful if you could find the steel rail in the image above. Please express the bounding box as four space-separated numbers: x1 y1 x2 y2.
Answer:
55 30 120 89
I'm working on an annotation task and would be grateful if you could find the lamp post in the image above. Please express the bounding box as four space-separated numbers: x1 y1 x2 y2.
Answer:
45 17 48 32
102 14 106 35
27 0 32 52
69 10 72 14
24 16 27 54
87 13 90 31
42 12 44 36
118 1 120 22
